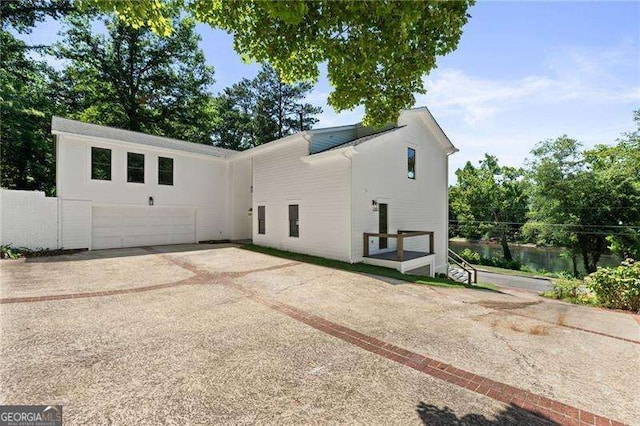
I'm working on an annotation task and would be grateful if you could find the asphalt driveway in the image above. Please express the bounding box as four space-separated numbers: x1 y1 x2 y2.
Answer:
1 244 638 425
477 270 553 293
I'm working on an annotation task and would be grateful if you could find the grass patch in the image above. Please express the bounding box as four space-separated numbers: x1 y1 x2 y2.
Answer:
241 244 498 291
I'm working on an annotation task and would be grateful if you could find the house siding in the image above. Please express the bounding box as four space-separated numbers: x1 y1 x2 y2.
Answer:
309 128 356 153
60 199 91 249
228 156 253 240
56 134 229 244
252 137 352 261
350 115 449 273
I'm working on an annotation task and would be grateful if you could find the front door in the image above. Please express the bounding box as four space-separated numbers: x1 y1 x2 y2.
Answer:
379 203 388 249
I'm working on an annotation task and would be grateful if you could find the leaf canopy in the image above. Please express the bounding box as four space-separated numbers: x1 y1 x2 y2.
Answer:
80 0 474 125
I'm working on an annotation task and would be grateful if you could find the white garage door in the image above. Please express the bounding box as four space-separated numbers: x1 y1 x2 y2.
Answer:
92 205 196 249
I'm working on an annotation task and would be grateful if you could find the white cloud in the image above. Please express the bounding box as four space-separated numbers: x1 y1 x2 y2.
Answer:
418 43 640 183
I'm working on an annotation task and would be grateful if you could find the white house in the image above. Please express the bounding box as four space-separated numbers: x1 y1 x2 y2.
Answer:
1 107 456 275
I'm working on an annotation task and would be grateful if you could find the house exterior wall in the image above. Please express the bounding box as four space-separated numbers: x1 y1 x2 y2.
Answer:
251 137 352 261
56 134 230 244
59 199 91 249
350 115 450 273
310 128 356 153
0 190 58 250
228 156 253 240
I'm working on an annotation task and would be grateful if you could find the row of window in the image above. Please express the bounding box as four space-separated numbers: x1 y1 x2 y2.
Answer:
91 147 174 185
257 204 299 238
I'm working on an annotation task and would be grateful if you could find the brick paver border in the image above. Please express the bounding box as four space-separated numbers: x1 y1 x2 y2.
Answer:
218 277 626 426
0 260 299 305
1 248 628 425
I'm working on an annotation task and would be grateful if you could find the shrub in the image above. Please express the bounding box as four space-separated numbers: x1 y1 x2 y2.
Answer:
543 277 598 305
458 248 481 264
1 245 23 259
586 259 640 312
456 248 523 271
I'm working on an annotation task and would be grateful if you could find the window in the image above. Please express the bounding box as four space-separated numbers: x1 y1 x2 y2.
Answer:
91 147 112 180
257 206 266 235
158 157 173 185
127 152 145 183
289 204 299 238
407 147 416 179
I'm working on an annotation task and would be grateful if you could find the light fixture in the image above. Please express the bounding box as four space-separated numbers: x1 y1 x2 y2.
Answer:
372 200 378 211
149 196 154 206
248 207 253 216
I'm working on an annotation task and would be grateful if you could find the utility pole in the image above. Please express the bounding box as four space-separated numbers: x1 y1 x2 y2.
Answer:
299 111 304 132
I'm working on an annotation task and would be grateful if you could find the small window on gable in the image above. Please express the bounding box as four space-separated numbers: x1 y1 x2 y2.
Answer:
289 204 299 238
91 147 111 180
127 152 145 183
407 147 416 179
258 206 266 235
158 157 173 186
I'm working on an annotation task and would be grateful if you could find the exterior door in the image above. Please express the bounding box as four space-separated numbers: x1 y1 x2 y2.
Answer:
379 203 388 249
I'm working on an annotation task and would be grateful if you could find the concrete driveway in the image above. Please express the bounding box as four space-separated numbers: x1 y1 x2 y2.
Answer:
1 244 638 425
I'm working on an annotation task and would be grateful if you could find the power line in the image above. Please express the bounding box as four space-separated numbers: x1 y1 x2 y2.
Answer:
449 220 640 229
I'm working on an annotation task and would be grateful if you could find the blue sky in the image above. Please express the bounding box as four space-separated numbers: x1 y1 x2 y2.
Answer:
20 1 640 181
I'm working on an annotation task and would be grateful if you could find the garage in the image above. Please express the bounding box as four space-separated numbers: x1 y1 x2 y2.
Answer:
92 205 196 249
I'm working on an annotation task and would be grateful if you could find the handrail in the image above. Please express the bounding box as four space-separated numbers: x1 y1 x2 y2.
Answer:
448 248 478 284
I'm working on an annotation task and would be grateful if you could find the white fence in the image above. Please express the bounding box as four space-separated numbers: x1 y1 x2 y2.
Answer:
0 189 91 250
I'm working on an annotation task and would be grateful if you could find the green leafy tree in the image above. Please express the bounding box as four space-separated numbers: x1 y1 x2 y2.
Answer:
525 135 639 275
55 14 218 144
80 0 474 125
214 65 322 150
449 154 528 261
584 111 640 260
1 0 75 33
0 0 76 194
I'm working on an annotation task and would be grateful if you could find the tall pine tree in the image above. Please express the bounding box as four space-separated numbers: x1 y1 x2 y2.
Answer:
214 65 322 150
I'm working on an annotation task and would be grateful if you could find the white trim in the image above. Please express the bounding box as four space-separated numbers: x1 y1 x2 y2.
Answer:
230 133 308 160
300 146 356 163
57 132 229 163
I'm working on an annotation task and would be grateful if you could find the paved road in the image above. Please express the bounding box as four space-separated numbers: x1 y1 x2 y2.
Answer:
477 270 553 293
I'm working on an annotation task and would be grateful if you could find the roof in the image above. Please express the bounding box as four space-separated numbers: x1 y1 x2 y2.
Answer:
403 107 458 155
51 116 238 159
312 126 405 155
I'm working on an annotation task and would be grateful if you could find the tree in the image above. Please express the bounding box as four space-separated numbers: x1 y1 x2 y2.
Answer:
584 111 640 260
1 0 76 34
80 0 474 125
449 155 528 261
55 15 219 144
525 135 639 275
213 65 322 150
0 0 76 194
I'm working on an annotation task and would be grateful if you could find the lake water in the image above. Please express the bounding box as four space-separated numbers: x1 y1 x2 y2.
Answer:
449 240 621 274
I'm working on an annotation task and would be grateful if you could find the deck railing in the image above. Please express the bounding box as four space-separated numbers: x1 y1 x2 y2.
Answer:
363 230 434 261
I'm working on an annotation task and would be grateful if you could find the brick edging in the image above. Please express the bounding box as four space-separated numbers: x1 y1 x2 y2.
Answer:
0 275 208 304
219 277 626 426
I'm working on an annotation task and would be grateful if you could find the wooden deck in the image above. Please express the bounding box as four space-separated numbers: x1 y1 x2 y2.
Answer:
364 250 432 261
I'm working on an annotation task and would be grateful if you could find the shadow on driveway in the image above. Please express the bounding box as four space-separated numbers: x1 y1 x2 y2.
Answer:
416 402 555 425
24 243 237 263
